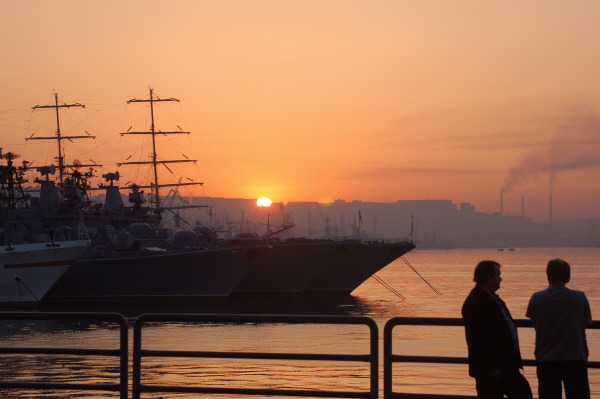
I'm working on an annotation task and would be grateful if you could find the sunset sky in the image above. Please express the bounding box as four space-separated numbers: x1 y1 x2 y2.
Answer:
1 1 600 222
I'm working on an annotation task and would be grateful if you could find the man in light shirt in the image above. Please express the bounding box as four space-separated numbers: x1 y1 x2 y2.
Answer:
526 258 592 399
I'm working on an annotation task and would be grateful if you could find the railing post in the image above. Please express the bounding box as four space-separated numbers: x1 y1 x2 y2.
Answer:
383 320 393 399
132 316 143 399
369 319 379 399
119 316 129 399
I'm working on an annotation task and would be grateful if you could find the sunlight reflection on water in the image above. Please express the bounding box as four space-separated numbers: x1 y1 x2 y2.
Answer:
1 247 599 398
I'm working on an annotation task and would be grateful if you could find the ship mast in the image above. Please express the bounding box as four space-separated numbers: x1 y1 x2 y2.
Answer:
118 88 201 208
27 93 96 186
0 149 30 209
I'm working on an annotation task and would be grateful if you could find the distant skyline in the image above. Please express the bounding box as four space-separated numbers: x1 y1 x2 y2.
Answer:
1 1 600 222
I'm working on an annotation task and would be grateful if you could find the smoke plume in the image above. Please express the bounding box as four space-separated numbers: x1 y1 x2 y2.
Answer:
501 107 600 194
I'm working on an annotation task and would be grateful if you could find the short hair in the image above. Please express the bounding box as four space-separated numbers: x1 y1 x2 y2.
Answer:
473 260 500 284
546 258 570 283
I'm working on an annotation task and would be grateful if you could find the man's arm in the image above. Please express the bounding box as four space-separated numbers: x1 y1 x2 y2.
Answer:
525 295 536 327
584 294 592 326
463 298 499 376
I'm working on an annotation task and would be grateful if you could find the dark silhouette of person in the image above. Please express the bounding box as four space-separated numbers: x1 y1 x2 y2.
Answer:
462 260 532 399
526 258 592 399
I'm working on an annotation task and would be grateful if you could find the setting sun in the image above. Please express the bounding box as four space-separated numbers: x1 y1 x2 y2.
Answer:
1 2 600 222
257 197 272 207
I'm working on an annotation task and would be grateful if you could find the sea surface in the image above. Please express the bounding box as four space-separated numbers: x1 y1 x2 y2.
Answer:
1 247 599 398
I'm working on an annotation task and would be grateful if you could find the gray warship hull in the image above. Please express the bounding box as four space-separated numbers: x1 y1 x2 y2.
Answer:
43 239 414 302
232 239 416 296
43 247 251 303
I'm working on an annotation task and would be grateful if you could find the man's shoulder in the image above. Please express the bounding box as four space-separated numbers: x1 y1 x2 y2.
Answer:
462 285 494 313
566 287 589 300
462 286 478 309
530 285 562 298
463 285 484 302
529 288 547 299
549 285 587 297
530 285 588 304
566 286 586 295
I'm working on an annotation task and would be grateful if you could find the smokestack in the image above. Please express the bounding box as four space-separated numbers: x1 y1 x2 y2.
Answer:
521 195 525 217
549 194 553 223
500 192 503 216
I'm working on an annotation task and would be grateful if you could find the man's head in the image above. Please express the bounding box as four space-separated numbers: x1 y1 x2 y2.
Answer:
546 258 570 284
474 260 502 293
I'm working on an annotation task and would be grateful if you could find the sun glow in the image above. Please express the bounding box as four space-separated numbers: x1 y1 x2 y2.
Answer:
257 197 272 207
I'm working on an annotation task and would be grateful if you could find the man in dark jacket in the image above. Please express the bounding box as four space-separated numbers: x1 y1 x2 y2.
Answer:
462 260 532 399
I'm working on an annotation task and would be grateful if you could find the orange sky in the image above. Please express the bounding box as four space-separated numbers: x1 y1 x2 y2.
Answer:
1 1 600 222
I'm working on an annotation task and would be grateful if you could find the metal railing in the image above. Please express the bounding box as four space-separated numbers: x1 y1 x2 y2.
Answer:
132 313 379 399
1 313 599 399
383 317 600 399
0 312 128 399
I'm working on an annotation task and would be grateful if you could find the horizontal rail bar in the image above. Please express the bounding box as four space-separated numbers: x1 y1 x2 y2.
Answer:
391 355 467 364
385 317 465 327
140 348 372 361
0 381 122 392
140 384 372 398
0 347 122 356
390 394 474 399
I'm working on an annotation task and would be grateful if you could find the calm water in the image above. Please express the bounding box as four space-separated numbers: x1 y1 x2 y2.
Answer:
1 247 599 398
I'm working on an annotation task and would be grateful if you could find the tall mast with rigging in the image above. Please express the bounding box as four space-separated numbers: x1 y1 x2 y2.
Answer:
27 92 96 186
118 88 202 208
